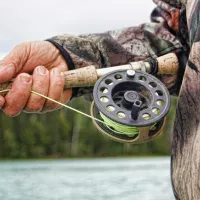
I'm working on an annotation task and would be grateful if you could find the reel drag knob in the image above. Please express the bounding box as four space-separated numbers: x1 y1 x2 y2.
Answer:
91 70 170 144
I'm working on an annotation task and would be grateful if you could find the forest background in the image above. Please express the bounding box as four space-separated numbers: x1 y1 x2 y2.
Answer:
0 97 177 159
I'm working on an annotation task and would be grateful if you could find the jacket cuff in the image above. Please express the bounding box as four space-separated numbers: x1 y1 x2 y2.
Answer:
46 39 75 71
46 39 78 98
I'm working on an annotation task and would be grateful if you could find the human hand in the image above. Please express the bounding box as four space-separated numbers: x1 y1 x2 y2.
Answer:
0 41 72 116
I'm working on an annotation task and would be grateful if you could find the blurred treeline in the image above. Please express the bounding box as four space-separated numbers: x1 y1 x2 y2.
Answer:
0 97 177 159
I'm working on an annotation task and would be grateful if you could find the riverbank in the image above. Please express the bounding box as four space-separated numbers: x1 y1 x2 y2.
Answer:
0 154 171 162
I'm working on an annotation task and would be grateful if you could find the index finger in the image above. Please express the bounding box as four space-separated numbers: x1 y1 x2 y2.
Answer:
3 73 32 117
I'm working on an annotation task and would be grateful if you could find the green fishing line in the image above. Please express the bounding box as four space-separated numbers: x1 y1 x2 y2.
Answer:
100 112 139 137
99 112 158 137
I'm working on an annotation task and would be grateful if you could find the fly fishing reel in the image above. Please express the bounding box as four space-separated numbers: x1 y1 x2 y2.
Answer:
91 69 170 144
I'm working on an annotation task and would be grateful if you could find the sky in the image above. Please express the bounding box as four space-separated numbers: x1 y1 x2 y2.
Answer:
0 0 155 58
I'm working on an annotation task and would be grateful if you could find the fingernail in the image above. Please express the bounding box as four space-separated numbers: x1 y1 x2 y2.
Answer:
0 63 15 73
37 66 47 75
53 68 61 76
20 74 32 84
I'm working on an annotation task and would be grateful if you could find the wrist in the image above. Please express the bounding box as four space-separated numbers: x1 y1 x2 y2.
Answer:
46 39 75 71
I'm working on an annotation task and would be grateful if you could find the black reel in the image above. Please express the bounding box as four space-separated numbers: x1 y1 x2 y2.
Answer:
90 70 170 144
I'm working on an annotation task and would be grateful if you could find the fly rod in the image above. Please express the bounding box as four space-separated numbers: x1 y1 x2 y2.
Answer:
0 53 179 144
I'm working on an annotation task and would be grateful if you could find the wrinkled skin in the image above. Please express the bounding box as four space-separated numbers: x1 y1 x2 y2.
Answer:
0 41 72 116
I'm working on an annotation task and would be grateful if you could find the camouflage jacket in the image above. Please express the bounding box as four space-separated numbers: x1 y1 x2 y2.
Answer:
47 0 190 99
48 2 200 198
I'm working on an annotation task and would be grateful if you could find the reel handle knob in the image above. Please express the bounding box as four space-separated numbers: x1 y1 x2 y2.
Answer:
131 100 142 120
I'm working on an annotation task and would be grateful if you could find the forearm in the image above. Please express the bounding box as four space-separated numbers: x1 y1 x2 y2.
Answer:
47 1 189 98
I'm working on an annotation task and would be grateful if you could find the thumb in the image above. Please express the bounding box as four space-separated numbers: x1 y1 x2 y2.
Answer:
0 43 30 83
0 61 15 83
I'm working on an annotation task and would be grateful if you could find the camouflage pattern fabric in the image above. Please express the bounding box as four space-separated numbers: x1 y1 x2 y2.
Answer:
171 0 200 199
48 0 189 99
48 0 200 199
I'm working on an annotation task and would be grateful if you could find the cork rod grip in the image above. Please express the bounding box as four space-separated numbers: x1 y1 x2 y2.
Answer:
156 53 179 74
62 65 98 89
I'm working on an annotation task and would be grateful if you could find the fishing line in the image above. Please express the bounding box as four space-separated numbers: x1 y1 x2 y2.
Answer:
99 112 157 137
0 89 105 124
100 112 139 136
0 89 139 136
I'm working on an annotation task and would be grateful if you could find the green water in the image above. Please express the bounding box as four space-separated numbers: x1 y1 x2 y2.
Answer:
0 157 175 200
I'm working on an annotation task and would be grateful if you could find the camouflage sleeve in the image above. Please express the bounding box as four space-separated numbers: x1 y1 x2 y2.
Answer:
47 0 189 99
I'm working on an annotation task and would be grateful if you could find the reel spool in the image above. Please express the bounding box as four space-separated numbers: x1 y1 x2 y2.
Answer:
90 69 170 144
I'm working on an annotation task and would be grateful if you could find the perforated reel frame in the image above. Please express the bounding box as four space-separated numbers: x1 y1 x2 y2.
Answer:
91 102 166 144
91 69 170 144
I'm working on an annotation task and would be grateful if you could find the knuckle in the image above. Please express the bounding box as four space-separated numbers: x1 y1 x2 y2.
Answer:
25 105 42 113
43 102 61 112
51 70 64 87
14 42 29 51
5 96 21 109
0 96 5 108
47 102 57 110
32 103 43 112
3 108 20 117
13 42 31 59
54 79 63 87
3 89 30 116
38 82 48 90
26 99 44 113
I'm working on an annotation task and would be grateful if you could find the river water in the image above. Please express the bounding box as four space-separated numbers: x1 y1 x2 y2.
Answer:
0 157 175 200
